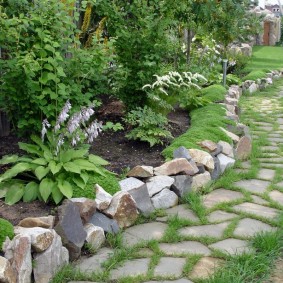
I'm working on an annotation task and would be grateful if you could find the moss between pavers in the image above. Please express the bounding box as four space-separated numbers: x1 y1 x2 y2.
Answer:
201 84 227 103
0 218 14 251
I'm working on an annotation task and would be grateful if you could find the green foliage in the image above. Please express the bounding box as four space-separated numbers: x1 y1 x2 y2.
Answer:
243 70 267 81
123 106 173 147
0 218 14 251
201 84 227 103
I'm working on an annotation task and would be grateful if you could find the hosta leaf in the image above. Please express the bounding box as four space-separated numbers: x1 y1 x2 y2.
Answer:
39 178 53 202
58 180 73 199
23 182 39 202
5 183 25 205
18 142 42 156
0 155 19 165
60 148 89 163
43 150 53 161
72 159 105 176
73 176 85 189
32 158 48 166
63 162 81 174
31 135 50 152
51 184 64 204
0 163 36 183
88 154 109 166
48 160 62 175
34 166 50 180
80 172 89 184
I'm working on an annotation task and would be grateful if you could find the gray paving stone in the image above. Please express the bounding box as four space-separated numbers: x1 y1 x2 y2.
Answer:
233 218 276 238
203 189 244 209
189 257 224 280
165 204 199 222
257 126 273 131
136 248 154 257
233 202 279 220
179 222 230 238
258 158 283 163
144 279 193 283
276 181 283 187
122 222 167 246
261 146 279 151
251 195 269 205
234 179 270 194
109 258 150 279
159 241 211 256
261 163 283 168
268 133 282 138
208 238 253 255
257 169 276 180
75 247 114 273
241 161 251 169
153 257 186 278
269 190 283 205
207 210 238 223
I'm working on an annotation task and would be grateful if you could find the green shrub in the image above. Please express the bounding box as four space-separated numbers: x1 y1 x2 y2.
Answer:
0 218 14 251
243 70 267 81
201 84 227 102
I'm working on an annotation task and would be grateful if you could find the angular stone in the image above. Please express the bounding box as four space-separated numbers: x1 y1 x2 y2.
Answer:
165 204 199 222
248 82 258 94
209 239 252 255
257 168 276 181
233 218 276 238
218 141 234 158
84 223 105 251
159 241 211 256
122 184 154 216
88 211 119 234
269 190 283 205
4 235 32 283
146 175 174 197
234 179 270 194
236 136 252 160
189 257 223 280
171 175 192 197
188 149 214 172
208 210 238 223
225 97 238 106
179 222 230 238
211 144 223 157
233 202 279 220
151 188 179 210
122 222 167 247
219 127 240 143
55 200 87 261
76 247 114 273
71 197 96 224
191 171 211 191
103 191 138 228
119 177 144 192
154 158 199 176
18 216 55 229
153 257 186 277
251 195 269 205
203 189 244 209
197 140 218 152
211 157 221 180
0 256 17 283
33 230 69 283
173 146 192 161
14 227 54 252
110 258 150 279
126 165 154 178
95 184 112 211
217 153 235 173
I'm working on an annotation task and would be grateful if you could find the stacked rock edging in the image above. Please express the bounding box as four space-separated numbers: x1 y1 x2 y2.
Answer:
1 71 283 283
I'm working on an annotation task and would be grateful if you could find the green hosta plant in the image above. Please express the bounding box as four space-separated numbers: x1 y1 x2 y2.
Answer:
0 101 108 205
123 106 173 147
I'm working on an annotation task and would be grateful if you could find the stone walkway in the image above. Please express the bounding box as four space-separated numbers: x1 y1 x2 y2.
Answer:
70 87 283 282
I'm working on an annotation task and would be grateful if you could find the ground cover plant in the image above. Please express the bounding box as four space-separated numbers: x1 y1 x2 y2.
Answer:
0 218 14 252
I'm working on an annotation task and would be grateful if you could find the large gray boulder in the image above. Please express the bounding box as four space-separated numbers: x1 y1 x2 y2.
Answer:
151 189 179 209
89 212 120 234
217 153 235 173
172 175 192 197
146 175 175 197
70 197 96 224
173 146 192 161
119 177 144 191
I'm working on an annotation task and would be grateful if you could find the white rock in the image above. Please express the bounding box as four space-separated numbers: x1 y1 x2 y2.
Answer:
84 223 105 251
218 141 234 158
151 189 178 209
146 175 175 197
119 177 144 191
188 149 215 172
191 172 211 191
248 82 258 94
217 153 236 173
219 127 240 143
95 184 112 211
0 256 16 283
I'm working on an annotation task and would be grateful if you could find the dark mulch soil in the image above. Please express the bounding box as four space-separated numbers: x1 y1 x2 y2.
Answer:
0 100 189 225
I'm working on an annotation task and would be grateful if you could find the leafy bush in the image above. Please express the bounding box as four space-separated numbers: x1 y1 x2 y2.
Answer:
242 70 267 81
123 106 173 147
201 84 227 102
0 218 14 251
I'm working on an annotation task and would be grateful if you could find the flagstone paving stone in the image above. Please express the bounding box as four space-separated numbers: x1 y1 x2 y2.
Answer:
261 163 283 168
153 257 186 278
144 279 194 283
208 238 253 255
261 146 280 151
165 204 199 222
233 179 270 194
233 218 276 238
257 168 276 180
251 195 269 205
275 181 283 187
189 257 224 280
241 161 251 169
203 189 244 209
179 222 230 238
258 158 283 163
207 210 238 223
232 202 279 220
159 241 211 256
269 190 283 206
109 258 150 279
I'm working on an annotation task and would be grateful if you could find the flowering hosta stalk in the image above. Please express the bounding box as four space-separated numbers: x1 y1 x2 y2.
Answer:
0 102 108 205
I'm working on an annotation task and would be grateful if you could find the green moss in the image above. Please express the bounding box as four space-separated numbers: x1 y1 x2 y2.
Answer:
201 84 227 102
72 170 120 199
242 70 266 81
0 218 14 251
